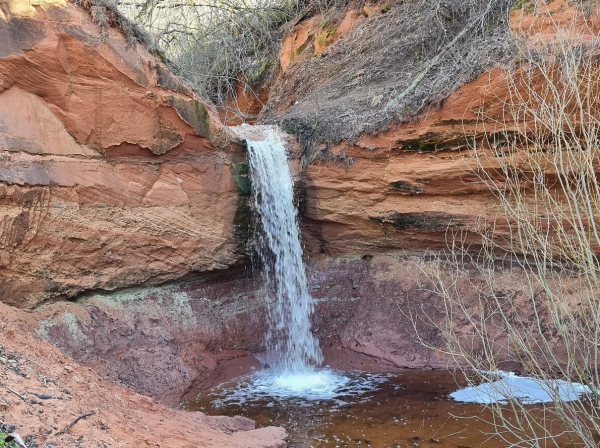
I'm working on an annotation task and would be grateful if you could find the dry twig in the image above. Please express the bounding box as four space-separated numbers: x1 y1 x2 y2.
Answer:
5 387 26 402
56 412 96 436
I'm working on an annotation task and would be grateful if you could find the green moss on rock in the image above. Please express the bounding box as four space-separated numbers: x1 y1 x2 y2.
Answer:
231 164 251 196
369 211 466 231
389 180 423 194
166 96 211 139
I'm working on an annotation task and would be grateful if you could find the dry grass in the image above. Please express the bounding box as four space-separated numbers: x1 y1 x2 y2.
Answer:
106 0 514 156
269 0 515 154
115 0 344 110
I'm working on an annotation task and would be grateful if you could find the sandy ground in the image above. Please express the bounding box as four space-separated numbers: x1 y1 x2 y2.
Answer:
0 302 286 448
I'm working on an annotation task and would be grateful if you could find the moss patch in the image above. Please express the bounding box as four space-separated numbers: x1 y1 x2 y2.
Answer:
369 211 466 231
0 421 18 448
401 140 436 152
511 0 528 10
231 164 251 196
389 180 423 194
233 199 254 255
0 433 18 448
166 96 211 139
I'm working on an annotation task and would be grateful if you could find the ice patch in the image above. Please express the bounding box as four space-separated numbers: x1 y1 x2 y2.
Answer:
450 371 592 404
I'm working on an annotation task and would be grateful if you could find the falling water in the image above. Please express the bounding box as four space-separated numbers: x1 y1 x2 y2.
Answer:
243 127 323 372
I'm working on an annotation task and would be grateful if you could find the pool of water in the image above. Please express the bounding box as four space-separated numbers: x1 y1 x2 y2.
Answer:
183 369 512 448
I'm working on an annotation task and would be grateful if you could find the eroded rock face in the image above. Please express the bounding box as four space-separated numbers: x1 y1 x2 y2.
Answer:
0 0 248 308
34 252 559 405
277 62 521 257
32 255 446 404
0 300 287 448
35 270 268 404
261 0 598 258
2 0 592 418
294 1 596 257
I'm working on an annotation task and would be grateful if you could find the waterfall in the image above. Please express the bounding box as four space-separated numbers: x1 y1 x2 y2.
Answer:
240 126 323 372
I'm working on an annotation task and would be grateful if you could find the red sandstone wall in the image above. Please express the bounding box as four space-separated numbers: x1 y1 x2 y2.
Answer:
0 0 248 308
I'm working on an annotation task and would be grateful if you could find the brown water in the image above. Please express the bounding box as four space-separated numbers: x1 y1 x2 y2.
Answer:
183 370 515 448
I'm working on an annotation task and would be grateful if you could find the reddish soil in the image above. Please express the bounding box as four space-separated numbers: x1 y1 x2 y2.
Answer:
0 301 287 448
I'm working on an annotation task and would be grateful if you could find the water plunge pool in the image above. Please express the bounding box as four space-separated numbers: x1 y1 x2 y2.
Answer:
183 369 511 448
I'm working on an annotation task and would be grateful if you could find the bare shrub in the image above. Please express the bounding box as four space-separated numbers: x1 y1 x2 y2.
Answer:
114 0 342 124
412 7 600 448
76 0 152 46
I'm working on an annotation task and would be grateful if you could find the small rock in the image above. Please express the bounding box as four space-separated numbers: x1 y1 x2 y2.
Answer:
0 357 7 365
430 439 440 443
64 365 74 373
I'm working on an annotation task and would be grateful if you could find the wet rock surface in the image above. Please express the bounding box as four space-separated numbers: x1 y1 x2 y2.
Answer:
30 253 559 407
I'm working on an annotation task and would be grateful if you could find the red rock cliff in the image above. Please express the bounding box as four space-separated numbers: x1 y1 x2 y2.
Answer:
0 0 249 308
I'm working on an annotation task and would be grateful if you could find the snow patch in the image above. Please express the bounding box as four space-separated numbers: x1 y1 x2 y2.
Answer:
451 371 591 404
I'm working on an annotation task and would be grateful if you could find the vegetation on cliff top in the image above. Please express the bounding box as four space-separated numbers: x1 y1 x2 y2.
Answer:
114 0 324 110
273 0 515 160
109 0 514 147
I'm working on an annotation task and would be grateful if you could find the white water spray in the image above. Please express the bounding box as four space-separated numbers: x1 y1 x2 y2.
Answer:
237 126 323 373
213 126 383 400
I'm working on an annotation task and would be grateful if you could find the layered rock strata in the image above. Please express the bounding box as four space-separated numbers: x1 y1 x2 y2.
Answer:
293 0 598 257
35 252 562 406
0 2 289 445
0 0 249 308
1 0 593 427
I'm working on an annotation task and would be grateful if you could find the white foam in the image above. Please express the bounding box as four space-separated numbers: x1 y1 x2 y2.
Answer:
451 371 591 404
210 369 386 406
